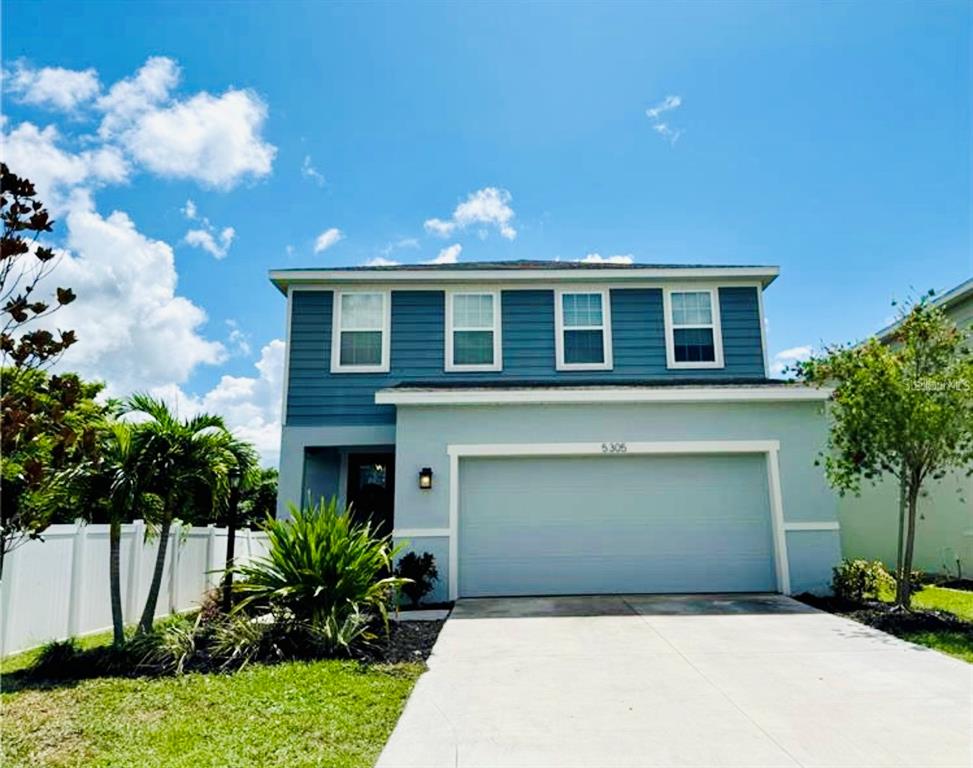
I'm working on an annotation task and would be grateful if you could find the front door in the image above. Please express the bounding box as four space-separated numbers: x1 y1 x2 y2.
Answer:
346 453 395 536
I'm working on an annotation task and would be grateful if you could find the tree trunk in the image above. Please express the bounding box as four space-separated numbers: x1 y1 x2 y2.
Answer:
109 517 125 646
221 487 240 613
894 470 908 584
0 543 5 583
896 477 921 609
138 513 172 634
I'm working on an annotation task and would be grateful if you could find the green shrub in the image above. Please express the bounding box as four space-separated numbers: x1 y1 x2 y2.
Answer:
833 559 895 603
130 615 199 675
233 497 409 653
32 638 82 678
209 612 285 670
395 552 439 608
304 604 374 656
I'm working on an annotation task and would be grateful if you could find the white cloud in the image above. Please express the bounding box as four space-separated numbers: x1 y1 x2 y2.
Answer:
185 226 235 259
770 345 813 377
4 62 101 112
578 253 634 264
426 243 462 265
1 122 129 213
313 227 343 253
158 339 285 466
225 319 252 357
114 90 275 189
32 199 226 396
364 257 400 267
180 199 235 258
94 57 275 189
379 237 420 257
645 95 681 120
96 56 180 136
424 187 516 240
301 155 325 186
645 95 683 145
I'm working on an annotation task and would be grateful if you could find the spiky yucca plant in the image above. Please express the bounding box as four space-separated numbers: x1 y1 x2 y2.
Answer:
233 497 409 635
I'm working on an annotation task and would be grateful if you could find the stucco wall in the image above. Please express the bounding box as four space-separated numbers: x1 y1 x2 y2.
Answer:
392 399 840 597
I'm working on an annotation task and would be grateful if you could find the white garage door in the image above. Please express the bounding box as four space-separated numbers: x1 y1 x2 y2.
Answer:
458 453 778 597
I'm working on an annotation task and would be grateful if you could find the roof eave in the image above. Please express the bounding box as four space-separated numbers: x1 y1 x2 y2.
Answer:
269 265 780 294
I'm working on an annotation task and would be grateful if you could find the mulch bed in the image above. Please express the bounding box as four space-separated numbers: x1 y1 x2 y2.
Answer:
796 593 973 637
939 579 973 592
356 619 445 664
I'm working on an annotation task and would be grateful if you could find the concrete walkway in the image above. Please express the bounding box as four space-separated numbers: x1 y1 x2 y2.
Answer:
377 594 972 768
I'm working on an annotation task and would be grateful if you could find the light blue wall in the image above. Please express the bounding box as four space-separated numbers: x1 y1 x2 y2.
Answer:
276 424 396 517
393 535 450 605
392 400 839 596
285 286 767 427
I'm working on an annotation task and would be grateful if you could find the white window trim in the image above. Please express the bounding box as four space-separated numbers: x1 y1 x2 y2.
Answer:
663 286 725 370
330 290 391 373
555 288 613 371
445 290 502 373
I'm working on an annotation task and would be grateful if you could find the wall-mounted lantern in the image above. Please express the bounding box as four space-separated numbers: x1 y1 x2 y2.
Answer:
418 467 433 490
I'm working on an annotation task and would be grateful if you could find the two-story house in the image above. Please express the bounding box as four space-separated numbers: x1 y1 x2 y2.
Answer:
270 260 839 602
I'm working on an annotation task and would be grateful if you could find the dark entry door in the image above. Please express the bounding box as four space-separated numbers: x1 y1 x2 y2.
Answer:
346 453 395 536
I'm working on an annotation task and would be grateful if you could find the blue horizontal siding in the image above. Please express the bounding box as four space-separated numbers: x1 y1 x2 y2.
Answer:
286 286 766 426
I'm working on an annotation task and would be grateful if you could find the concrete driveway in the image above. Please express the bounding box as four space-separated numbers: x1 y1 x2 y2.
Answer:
377 594 972 768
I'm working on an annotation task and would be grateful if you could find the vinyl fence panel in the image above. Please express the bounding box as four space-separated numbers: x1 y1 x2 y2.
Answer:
1 520 269 656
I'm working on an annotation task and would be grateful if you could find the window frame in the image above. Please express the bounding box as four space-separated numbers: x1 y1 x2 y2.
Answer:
330 289 392 373
663 286 725 369
445 289 503 372
554 288 613 371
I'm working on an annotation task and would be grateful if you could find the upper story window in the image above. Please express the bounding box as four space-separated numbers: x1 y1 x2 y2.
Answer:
446 291 502 372
664 287 724 369
331 291 390 373
555 289 613 371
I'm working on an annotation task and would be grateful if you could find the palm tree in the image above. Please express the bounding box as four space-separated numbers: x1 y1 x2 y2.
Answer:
124 394 232 634
220 437 260 612
53 419 140 646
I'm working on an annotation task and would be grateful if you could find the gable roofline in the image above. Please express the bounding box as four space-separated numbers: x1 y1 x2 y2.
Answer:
875 276 973 340
269 260 780 294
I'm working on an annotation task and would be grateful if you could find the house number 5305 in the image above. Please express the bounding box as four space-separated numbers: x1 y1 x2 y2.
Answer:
601 442 628 454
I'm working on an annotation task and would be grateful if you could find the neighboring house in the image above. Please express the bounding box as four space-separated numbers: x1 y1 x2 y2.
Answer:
271 260 839 602
839 277 973 577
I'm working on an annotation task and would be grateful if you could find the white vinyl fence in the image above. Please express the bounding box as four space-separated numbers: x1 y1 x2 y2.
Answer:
1 520 269 656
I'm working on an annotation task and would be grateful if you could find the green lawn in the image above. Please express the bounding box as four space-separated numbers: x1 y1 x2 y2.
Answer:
1 635 423 768
911 585 973 622
880 584 973 663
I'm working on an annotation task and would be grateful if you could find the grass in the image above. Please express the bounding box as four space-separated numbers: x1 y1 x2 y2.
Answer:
1 634 423 768
872 582 973 663
898 630 973 663
911 585 973 622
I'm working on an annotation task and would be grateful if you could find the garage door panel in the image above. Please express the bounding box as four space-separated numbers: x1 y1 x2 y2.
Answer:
458 454 776 597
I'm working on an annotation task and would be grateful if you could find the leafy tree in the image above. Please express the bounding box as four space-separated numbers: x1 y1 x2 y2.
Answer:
798 296 973 607
124 394 233 633
0 165 81 580
238 467 278 527
0 367 105 578
1 163 76 370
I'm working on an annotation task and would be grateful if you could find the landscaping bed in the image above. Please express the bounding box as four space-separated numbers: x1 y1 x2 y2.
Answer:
357 617 446 664
796 586 973 663
1 615 446 768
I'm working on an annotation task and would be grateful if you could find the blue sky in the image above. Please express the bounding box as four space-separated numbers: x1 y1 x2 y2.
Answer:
2 1 970 463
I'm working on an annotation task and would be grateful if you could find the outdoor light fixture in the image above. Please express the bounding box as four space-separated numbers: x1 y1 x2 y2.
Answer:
418 467 433 490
